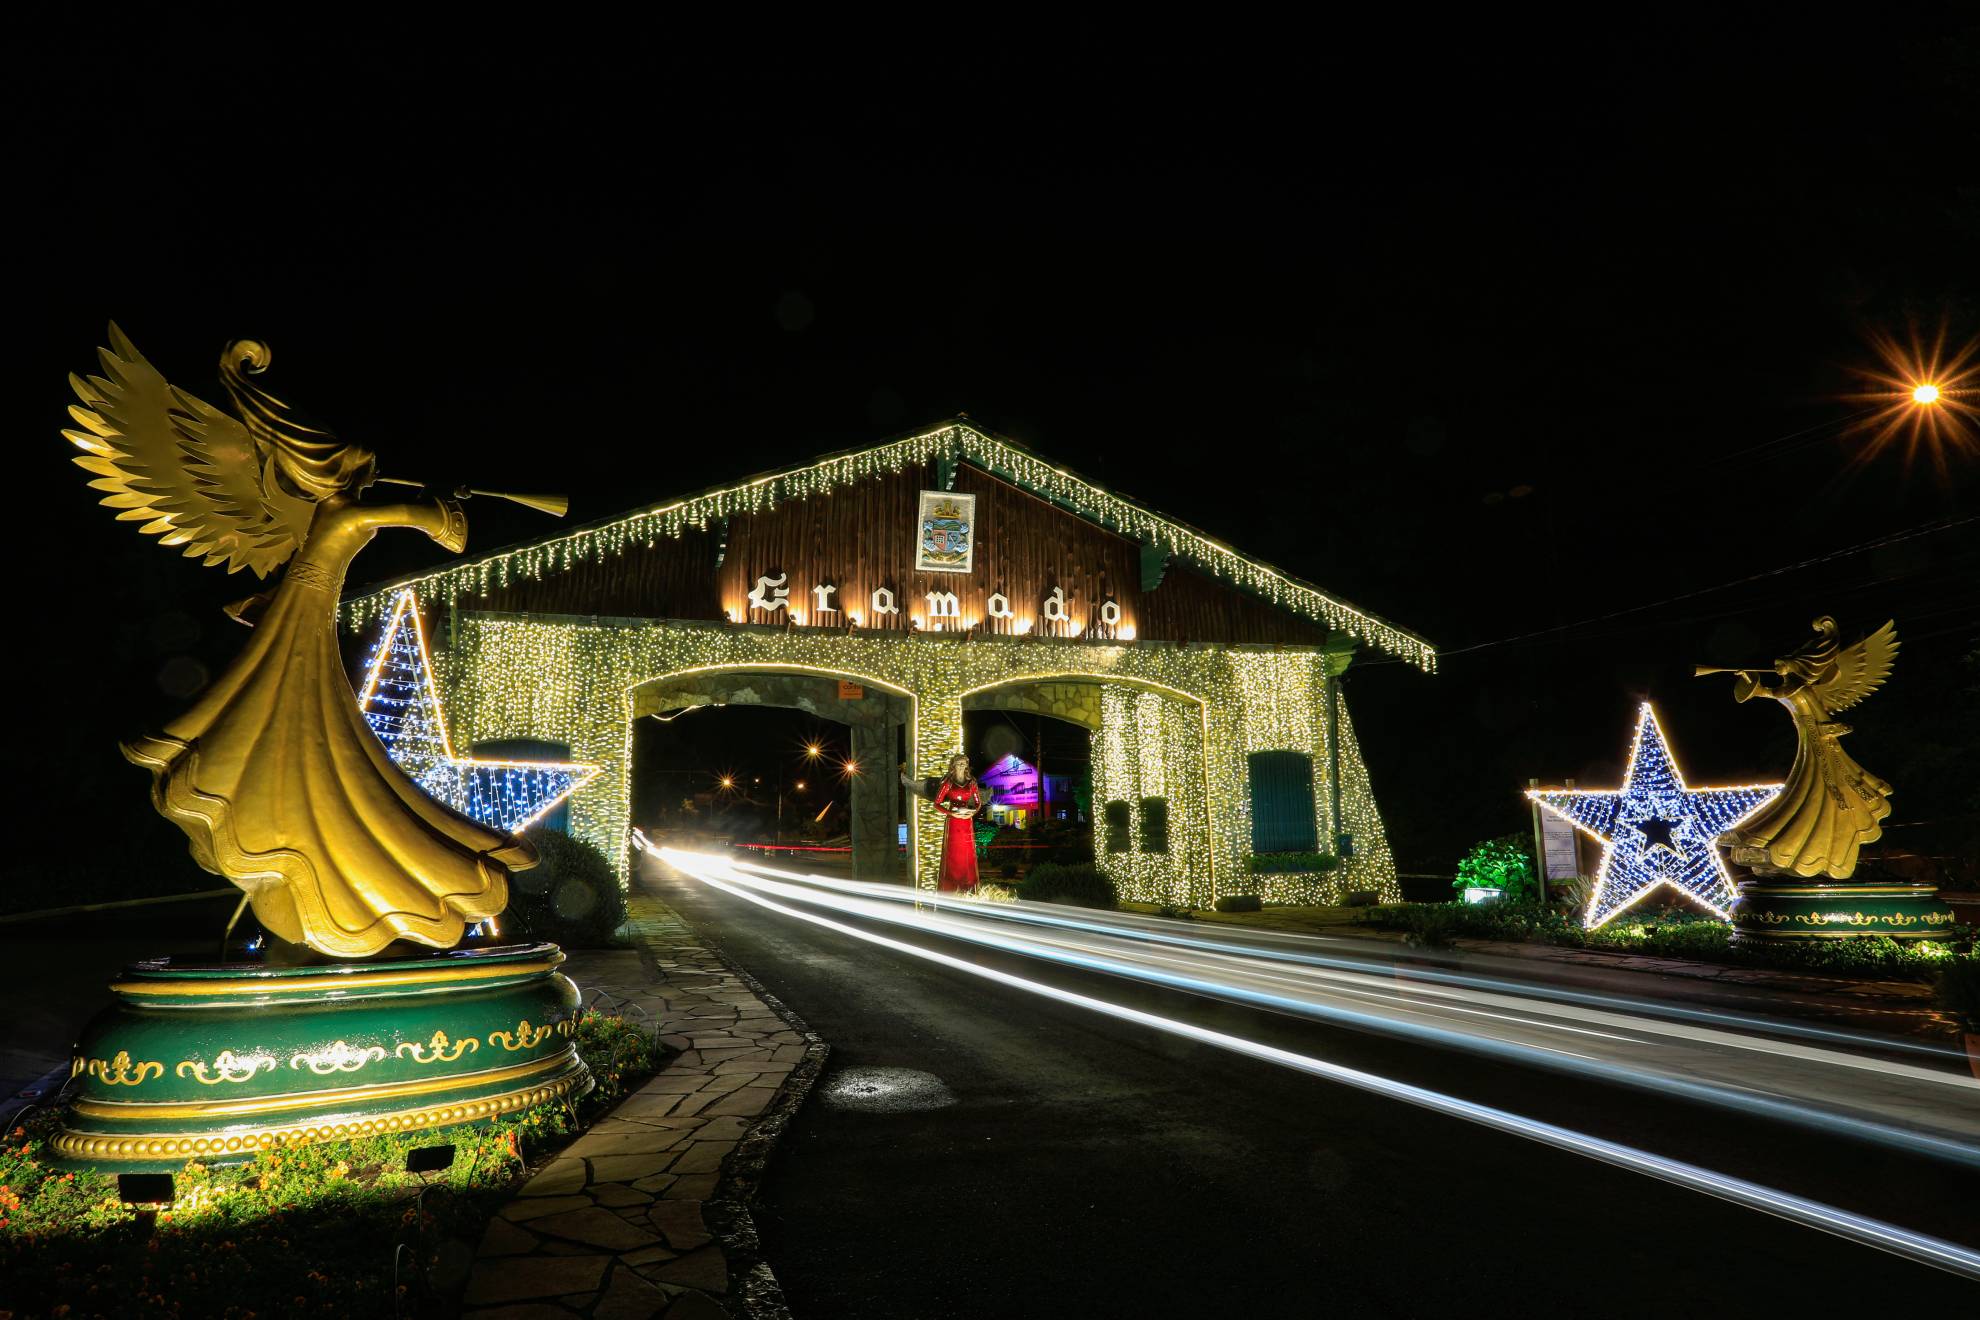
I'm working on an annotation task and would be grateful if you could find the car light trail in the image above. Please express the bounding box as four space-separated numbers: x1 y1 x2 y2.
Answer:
694 853 1980 1173
726 856 1970 1068
650 846 1980 1282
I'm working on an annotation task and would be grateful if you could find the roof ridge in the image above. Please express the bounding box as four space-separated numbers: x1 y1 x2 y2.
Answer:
342 420 1436 670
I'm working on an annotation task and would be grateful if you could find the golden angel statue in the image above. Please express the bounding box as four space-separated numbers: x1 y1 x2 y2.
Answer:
64 325 536 958
1695 616 1898 879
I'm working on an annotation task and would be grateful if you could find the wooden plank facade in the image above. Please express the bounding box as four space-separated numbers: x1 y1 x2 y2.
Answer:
441 460 1334 647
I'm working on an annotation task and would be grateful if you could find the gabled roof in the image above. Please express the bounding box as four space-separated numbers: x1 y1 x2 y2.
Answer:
343 421 1436 671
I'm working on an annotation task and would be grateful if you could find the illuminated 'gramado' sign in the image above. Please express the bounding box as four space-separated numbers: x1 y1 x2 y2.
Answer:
743 572 1125 637
739 487 1128 638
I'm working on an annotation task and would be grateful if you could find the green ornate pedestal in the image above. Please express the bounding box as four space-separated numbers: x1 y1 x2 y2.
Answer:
57 942 592 1171
1730 881 1958 944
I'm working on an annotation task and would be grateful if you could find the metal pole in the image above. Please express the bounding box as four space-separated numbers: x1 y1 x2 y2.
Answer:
1528 776 1548 906
219 892 250 962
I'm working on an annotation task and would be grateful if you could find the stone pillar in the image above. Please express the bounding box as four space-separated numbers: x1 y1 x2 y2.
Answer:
850 721 899 881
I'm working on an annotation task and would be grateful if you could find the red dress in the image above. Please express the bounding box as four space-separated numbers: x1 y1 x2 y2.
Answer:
934 779 982 892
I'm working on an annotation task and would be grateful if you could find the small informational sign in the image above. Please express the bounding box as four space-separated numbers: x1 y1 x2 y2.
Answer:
915 490 976 574
1535 803 1581 881
837 680 864 700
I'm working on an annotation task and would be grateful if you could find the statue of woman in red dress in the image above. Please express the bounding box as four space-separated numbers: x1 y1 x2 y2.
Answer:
931 755 986 892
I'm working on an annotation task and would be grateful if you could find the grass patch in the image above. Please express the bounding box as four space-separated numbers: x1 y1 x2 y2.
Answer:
0 1011 662 1318
1117 902 1366 937
1355 902 1975 982
1017 863 1118 909
1121 900 1975 985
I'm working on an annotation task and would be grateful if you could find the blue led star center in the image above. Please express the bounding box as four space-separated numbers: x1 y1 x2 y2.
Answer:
1528 703 1782 930
358 590 601 833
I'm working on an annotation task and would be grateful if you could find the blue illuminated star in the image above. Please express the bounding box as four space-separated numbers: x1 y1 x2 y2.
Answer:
1529 703 1782 930
358 590 600 833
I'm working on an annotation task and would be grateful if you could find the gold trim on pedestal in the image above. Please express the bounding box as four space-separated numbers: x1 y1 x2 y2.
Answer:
52 1065 589 1163
70 1049 574 1121
108 953 564 998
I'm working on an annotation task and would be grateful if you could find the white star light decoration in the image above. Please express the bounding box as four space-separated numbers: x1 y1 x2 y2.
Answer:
1528 703 1782 930
358 590 600 833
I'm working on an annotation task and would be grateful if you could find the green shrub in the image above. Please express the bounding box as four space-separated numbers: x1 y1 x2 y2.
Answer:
1936 958 1980 1033
1453 833 1536 903
1214 894 1263 913
1249 851 1340 874
1018 862 1118 909
1552 874 1597 915
503 827 627 948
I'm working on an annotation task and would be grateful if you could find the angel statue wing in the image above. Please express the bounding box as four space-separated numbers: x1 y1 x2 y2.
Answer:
62 324 315 576
1815 619 1898 714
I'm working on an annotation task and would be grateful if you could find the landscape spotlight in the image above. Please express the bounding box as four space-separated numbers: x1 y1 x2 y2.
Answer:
406 1144 456 1175
117 1172 175 1207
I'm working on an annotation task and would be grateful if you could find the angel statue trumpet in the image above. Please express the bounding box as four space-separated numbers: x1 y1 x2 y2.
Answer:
1694 616 1898 879
64 325 545 959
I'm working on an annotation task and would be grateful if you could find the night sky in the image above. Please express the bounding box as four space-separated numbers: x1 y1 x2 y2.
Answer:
12 20 1979 895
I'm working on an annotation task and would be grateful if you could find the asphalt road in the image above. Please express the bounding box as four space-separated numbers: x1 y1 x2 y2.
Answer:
650 863 1980 1319
0 896 237 1113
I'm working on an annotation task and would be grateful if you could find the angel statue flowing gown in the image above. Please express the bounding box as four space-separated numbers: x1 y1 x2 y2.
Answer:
1723 618 1898 879
1728 673 1893 877
124 493 533 958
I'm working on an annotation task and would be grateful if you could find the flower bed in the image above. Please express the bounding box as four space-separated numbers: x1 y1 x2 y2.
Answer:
0 1011 661 1318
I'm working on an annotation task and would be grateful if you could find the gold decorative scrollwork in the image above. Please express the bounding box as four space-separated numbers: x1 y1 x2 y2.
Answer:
83 1051 164 1087
290 1041 388 1075
395 1030 478 1064
1745 908 1953 928
178 1051 277 1085
487 1019 556 1052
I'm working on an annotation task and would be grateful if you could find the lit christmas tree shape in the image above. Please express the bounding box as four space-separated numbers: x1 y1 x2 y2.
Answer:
358 590 600 833
1528 703 1782 930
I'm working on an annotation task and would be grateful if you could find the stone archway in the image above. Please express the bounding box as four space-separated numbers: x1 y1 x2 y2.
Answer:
631 668 912 879
429 614 1402 904
962 675 1210 905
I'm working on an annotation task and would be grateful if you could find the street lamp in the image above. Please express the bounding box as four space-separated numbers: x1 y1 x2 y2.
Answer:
1913 382 1941 405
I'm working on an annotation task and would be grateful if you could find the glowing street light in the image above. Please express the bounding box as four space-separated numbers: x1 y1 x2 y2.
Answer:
718 775 736 791
1844 325 1979 479
842 758 861 778
804 742 824 760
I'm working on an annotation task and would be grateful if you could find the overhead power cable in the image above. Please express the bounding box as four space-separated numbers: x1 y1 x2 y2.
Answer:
1437 513 1979 661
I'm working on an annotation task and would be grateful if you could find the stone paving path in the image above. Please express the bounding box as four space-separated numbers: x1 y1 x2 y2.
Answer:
463 865 826 1319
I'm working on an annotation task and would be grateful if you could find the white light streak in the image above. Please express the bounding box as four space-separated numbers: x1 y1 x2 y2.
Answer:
653 843 1980 1282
